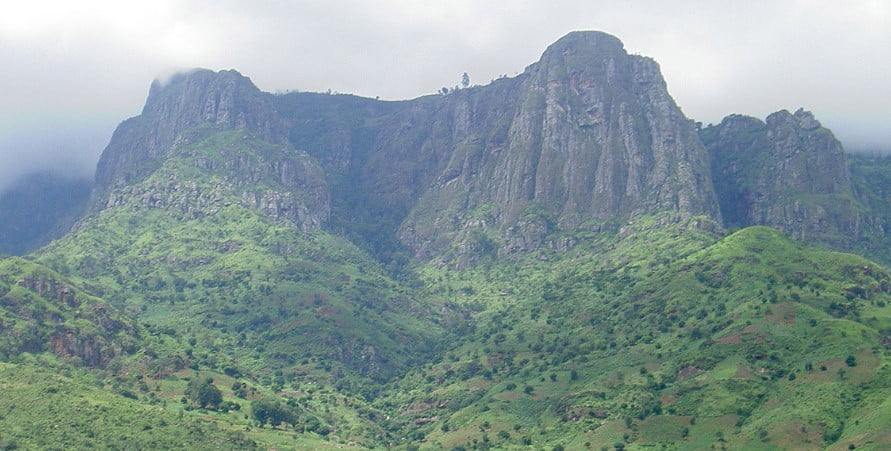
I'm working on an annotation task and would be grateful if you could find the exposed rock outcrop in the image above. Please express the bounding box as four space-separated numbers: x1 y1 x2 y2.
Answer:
402 32 718 257
94 69 287 196
88 32 720 260
14 31 891 265
703 108 866 244
2 269 137 367
93 71 329 230
276 31 721 258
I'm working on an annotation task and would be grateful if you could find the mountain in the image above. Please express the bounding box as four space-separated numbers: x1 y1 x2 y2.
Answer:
0 172 90 255
94 69 286 194
278 31 720 262
702 109 891 264
42 128 446 381
2 30 890 449
32 128 451 447
91 31 719 266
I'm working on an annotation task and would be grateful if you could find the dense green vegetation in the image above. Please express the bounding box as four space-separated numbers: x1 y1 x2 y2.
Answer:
37 131 446 383
0 361 257 449
5 211 890 448
0 256 141 366
6 131 452 448
850 153 891 264
374 220 891 449
2 129 890 449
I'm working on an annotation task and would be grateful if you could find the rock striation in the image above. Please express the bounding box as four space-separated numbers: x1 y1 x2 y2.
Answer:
273 31 721 258
389 32 720 257
84 32 891 262
702 108 866 244
94 69 286 194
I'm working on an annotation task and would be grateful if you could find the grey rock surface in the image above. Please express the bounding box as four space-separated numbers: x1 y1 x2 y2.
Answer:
91 32 720 259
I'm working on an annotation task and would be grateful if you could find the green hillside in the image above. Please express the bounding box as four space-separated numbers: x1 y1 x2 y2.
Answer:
1 130 887 449
0 256 140 367
12 130 454 448
0 361 258 449
379 221 891 450
2 34 891 449
36 130 446 384
8 182 890 449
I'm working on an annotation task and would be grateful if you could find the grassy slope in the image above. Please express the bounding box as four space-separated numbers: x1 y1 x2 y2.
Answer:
7 211 891 449
0 256 142 366
0 255 359 448
0 361 258 450
381 219 891 450
27 130 450 448
4 125 890 449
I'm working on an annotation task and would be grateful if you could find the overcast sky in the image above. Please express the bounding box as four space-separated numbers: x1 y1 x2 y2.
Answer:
1 0 889 191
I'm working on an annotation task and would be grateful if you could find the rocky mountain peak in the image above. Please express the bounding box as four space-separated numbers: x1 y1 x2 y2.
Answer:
390 31 720 259
530 31 658 87
766 107 822 131
703 109 863 245
536 30 626 62
716 113 764 130
94 69 285 195
142 68 282 141
92 32 721 261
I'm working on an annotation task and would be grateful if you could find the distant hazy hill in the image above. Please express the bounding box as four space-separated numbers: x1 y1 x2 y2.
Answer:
0 172 89 255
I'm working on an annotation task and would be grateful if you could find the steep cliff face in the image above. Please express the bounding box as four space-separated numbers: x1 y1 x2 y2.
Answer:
87 32 722 262
702 109 865 244
397 32 719 257
275 31 720 259
94 69 286 192
93 70 328 230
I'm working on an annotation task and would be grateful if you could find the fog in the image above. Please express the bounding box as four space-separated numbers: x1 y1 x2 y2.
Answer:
0 114 114 190
2 0 889 192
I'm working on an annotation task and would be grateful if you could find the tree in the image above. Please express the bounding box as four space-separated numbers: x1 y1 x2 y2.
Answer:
251 399 297 429
185 377 222 409
461 72 470 88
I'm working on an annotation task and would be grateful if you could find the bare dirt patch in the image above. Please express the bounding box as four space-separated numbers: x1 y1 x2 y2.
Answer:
716 333 743 344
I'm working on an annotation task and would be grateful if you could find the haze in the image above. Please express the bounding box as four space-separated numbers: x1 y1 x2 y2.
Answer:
2 0 889 192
